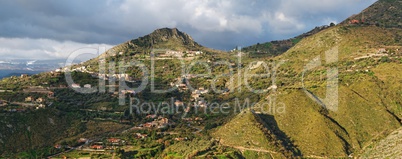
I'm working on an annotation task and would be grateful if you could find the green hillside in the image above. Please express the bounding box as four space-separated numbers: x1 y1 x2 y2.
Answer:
212 110 288 158
215 24 402 157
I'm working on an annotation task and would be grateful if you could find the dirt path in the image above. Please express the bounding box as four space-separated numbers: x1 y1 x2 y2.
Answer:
219 139 346 159
218 139 279 154
230 145 279 154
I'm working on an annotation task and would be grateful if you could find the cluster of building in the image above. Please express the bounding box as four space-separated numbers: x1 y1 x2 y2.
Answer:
139 115 172 129
191 87 209 107
68 137 127 151
94 73 132 81
25 96 45 103
24 97 47 109
62 65 135 82
153 49 203 58
182 117 204 124
1 86 55 112
0 85 58 112
71 83 92 89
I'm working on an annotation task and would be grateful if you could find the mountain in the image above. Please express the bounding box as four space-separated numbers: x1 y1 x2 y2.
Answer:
341 0 402 28
103 28 203 57
1 0 402 158
0 59 69 79
133 27 202 50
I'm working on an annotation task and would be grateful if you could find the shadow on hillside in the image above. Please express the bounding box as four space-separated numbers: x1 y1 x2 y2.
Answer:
258 113 302 156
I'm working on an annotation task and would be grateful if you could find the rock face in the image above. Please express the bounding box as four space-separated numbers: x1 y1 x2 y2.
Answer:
148 28 198 47
127 28 202 51
94 27 204 60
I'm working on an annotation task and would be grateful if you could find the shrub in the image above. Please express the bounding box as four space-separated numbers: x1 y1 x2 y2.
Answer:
380 56 391 63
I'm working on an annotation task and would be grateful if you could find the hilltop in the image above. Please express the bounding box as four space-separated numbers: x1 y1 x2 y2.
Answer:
103 28 203 57
341 0 402 28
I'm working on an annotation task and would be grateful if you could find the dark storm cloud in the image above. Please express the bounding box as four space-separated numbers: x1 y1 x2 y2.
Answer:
0 0 377 59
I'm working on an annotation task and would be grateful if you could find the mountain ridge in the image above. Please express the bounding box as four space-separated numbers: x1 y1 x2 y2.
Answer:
242 25 332 57
341 0 402 27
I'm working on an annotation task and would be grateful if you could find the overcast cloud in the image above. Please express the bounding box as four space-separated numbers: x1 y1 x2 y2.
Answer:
0 0 377 59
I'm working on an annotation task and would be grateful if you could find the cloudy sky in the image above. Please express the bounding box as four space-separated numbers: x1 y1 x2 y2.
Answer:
0 0 377 60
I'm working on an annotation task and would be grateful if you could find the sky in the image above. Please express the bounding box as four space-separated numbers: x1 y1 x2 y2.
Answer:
0 0 377 60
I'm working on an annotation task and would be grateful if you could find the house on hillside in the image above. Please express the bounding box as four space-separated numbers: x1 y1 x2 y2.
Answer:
107 138 121 143
25 97 33 102
174 137 187 141
191 93 200 100
135 133 148 139
48 92 55 98
55 69 62 73
349 19 360 24
121 90 135 95
54 144 62 149
146 114 157 119
37 104 45 109
36 98 44 103
174 100 184 107
178 84 188 91
90 145 104 150
378 48 387 53
158 117 169 125
71 84 81 88
78 138 89 144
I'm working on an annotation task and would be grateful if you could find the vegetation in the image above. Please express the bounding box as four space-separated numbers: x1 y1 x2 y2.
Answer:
242 25 331 57
2 2 402 157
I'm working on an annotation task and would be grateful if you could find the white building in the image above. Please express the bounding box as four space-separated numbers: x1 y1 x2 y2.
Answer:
71 84 81 88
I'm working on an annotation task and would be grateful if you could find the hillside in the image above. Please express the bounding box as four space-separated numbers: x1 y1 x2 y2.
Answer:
341 0 402 28
242 25 331 57
212 111 286 158
216 24 402 157
360 127 402 158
